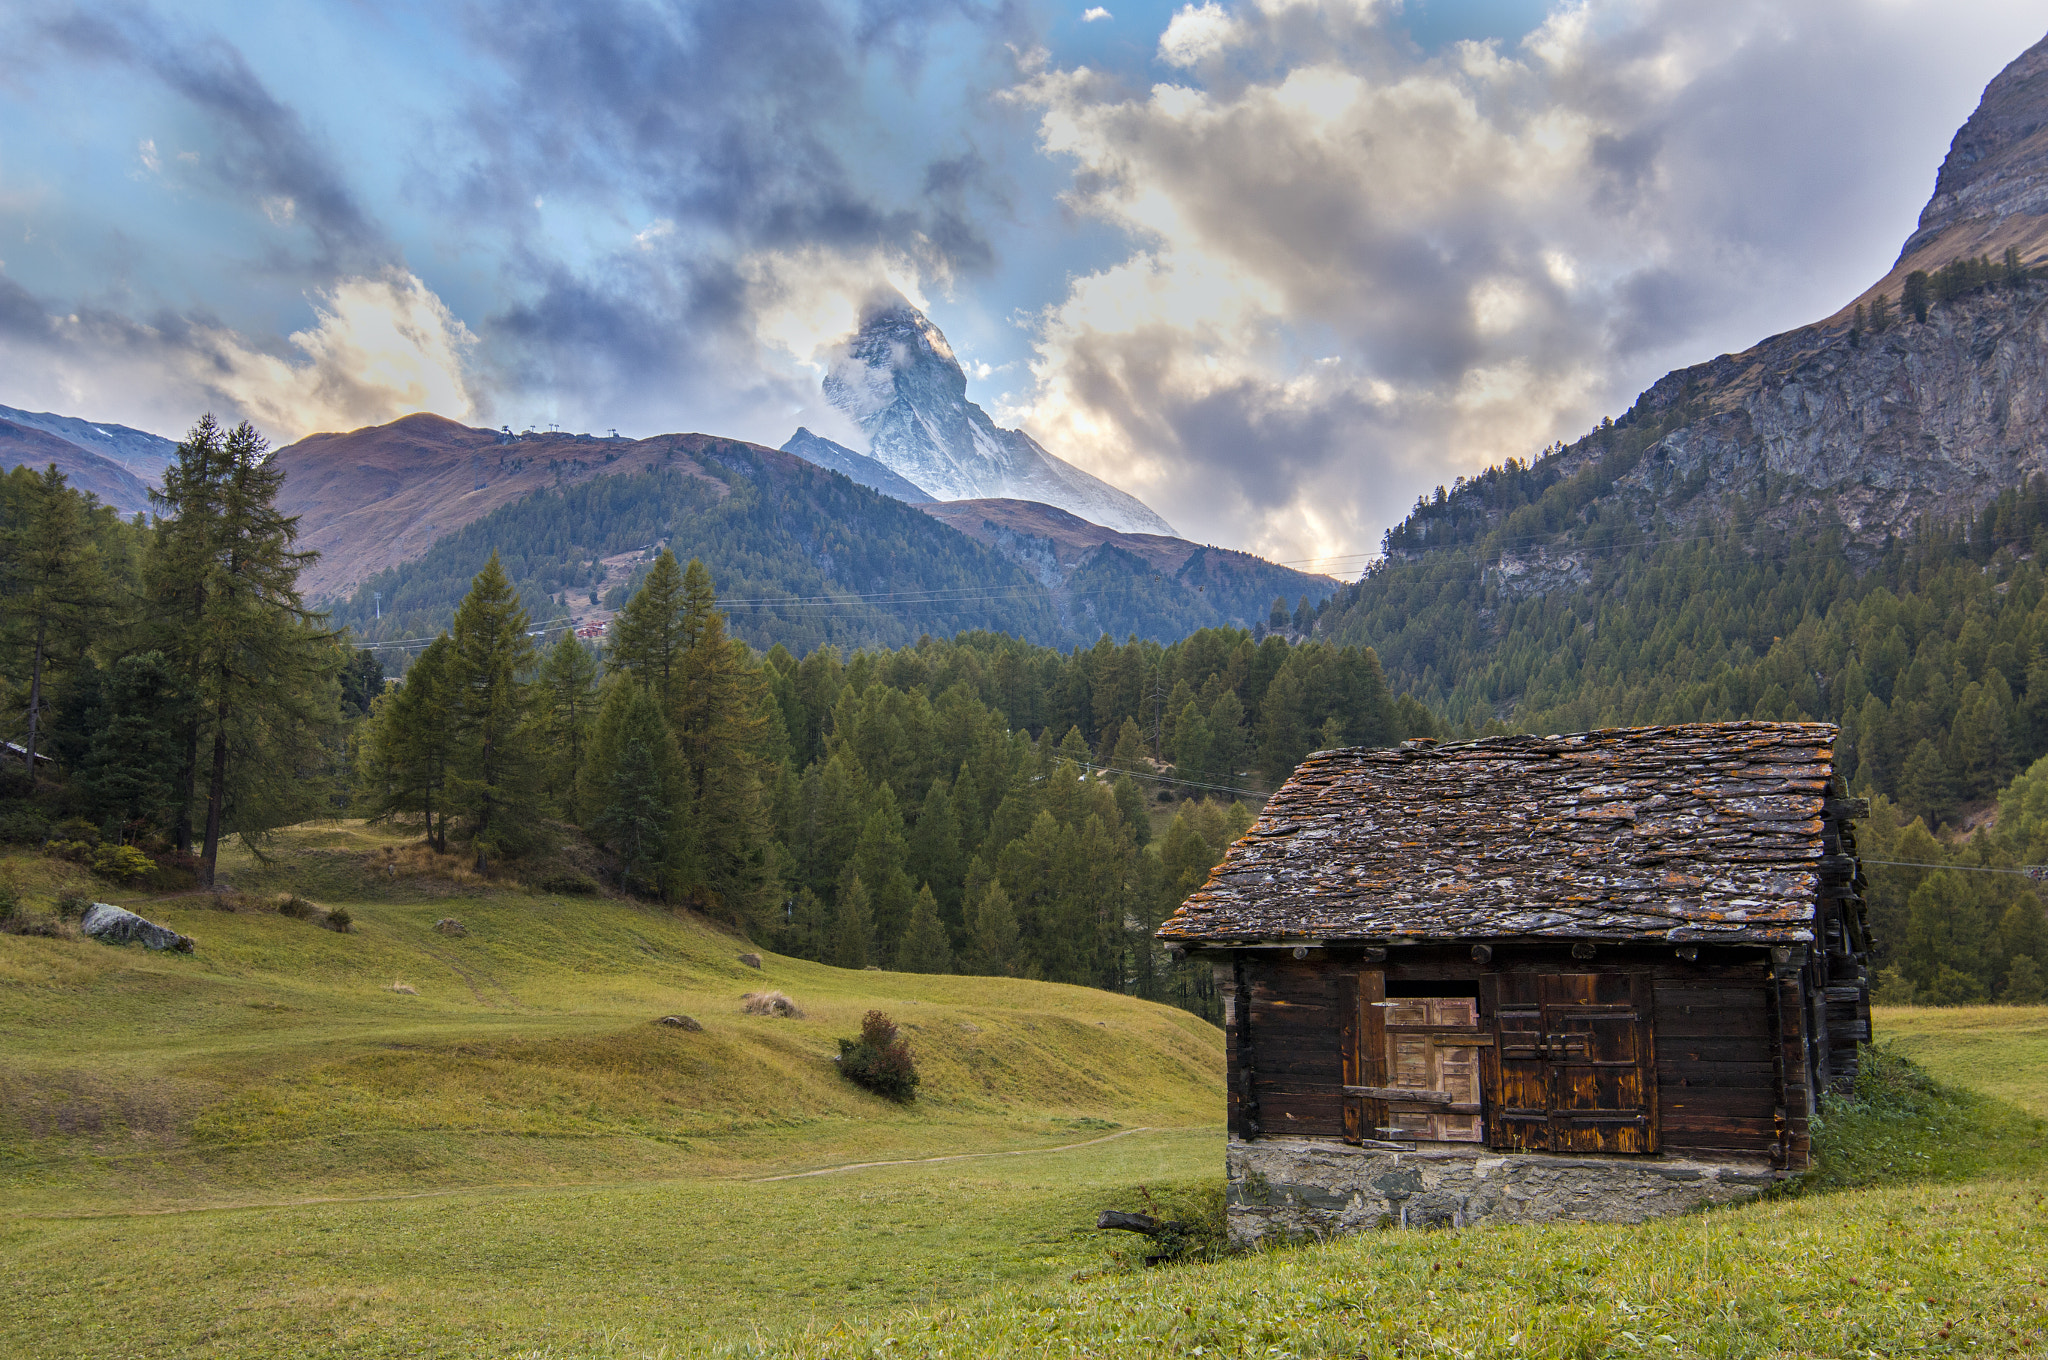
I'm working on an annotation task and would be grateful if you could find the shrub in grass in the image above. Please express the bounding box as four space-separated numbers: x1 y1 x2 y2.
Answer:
0 879 16 921
49 817 99 845
55 894 91 921
324 907 353 933
837 1009 920 1101
88 843 154 883
275 894 318 919
537 871 599 895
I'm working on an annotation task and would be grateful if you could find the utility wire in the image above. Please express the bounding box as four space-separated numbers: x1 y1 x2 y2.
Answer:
1072 759 1272 801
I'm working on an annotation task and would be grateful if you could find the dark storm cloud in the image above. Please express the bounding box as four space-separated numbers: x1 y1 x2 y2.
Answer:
434 0 1027 432
34 2 387 272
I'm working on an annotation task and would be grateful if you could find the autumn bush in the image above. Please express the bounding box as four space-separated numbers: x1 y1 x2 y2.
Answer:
837 1009 919 1101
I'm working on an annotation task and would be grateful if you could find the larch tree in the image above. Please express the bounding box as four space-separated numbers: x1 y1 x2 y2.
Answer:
446 552 542 870
356 634 456 851
3 464 109 777
182 419 339 887
537 631 601 813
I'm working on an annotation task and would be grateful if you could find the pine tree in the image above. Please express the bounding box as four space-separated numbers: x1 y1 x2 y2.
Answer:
895 884 954 973
1172 699 1212 787
446 551 541 871
1869 292 1893 332
606 549 689 708
357 635 456 851
963 878 1019 976
854 785 916 954
1109 717 1150 774
145 413 232 852
588 683 681 895
907 780 964 916
671 558 774 928
1112 774 1150 847
185 420 340 886
832 865 874 969
1903 270 1931 324
81 652 182 831
537 632 600 813
3 465 110 778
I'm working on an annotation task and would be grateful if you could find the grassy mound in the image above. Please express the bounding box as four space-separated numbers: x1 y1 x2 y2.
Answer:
0 826 1222 1216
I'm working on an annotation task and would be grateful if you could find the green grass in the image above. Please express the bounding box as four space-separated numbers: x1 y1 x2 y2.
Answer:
7 829 2048 1358
1870 1003 2048 1116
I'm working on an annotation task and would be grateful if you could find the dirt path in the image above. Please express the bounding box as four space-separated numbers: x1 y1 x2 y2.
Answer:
23 1127 1169 1218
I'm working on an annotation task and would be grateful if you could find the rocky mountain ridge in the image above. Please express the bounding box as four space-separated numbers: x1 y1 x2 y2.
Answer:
0 402 178 514
1382 29 2048 598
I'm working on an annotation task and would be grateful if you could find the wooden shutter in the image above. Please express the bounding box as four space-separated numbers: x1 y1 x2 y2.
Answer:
1345 978 1486 1143
1343 970 1385 1144
1483 972 1657 1154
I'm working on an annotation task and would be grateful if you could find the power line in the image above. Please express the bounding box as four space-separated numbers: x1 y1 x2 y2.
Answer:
1072 759 1271 801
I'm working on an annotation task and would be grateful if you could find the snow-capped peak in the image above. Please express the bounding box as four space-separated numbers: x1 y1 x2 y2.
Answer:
819 298 1176 537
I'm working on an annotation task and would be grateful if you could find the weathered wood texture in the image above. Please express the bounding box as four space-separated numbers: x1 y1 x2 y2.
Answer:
1236 947 1794 1163
1159 723 1842 946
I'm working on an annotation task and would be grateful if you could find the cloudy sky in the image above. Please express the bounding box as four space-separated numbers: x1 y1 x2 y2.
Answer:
1 1 2042 566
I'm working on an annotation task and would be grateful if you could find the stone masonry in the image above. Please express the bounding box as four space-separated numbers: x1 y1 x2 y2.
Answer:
1227 1139 1781 1246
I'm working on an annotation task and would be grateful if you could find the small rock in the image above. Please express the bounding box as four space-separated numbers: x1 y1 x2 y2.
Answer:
79 902 193 953
737 952 762 969
435 918 466 937
657 1014 703 1031
740 990 804 1018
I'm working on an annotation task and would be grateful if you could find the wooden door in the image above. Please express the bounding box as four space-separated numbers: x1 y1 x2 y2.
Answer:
1345 974 1487 1143
1483 972 1657 1154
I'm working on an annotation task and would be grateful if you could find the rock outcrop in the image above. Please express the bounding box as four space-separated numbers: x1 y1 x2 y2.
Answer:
79 902 193 952
1459 30 2048 589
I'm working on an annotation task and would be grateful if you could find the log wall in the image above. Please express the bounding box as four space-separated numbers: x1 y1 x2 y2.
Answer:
1226 942 1820 1169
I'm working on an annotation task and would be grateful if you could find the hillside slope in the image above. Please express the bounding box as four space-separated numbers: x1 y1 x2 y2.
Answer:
320 436 1063 655
0 416 153 513
274 413 735 599
0 825 1223 1214
924 498 1336 640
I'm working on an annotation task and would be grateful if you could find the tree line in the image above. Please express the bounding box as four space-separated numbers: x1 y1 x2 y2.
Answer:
355 548 1434 1017
2 418 343 887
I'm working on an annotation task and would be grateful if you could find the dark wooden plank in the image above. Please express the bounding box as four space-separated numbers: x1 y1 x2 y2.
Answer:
1661 1088 1777 1117
1656 1036 1776 1063
1656 1060 1778 1087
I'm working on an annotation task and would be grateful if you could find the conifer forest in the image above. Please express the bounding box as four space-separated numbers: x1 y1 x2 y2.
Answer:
6 411 2048 1017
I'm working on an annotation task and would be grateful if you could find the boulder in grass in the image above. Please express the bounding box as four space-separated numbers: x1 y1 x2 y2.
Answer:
435 918 466 937
79 902 193 953
741 990 804 1018
738 952 762 969
656 1014 703 1031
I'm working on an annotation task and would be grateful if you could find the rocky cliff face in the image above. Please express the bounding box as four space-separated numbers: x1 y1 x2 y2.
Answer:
818 300 1178 537
1448 30 2048 590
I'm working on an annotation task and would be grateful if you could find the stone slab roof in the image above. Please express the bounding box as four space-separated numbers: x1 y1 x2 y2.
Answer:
1158 722 1841 947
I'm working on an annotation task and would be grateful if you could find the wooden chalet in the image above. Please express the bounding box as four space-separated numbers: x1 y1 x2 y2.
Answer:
1158 722 1871 1197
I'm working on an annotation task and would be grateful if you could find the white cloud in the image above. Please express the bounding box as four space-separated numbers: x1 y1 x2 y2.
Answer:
0 270 479 444
260 195 297 226
1158 3 1239 67
138 139 160 174
1005 0 2048 562
633 218 675 248
1082 7 1113 21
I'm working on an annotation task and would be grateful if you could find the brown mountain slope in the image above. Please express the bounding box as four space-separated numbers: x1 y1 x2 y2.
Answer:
1 418 153 515
919 498 1202 580
274 414 731 599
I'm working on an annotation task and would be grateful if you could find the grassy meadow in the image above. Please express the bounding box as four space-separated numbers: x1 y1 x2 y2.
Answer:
4 824 2047 1357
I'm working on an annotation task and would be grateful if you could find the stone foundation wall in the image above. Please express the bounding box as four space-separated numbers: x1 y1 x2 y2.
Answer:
1228 1139 1780 1246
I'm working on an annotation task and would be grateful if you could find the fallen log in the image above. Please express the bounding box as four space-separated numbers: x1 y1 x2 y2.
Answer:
1096 1211 1186 1236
